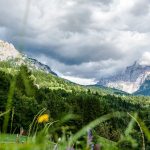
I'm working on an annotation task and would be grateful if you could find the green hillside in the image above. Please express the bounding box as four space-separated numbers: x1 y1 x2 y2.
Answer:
87 85 129 96
0 61 150 149
0 61 130 96
0 61 84 92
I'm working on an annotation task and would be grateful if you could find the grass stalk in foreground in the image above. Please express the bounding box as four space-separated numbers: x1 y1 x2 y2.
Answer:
2 77 16 133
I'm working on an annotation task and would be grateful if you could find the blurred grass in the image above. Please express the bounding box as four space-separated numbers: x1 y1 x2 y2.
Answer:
0 134 27 144
2 77 16 133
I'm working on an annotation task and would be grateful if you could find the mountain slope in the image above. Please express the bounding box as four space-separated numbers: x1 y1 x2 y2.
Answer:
97 61 150 94
0 40 21 60
25 57 57 76
134 76 150 96
2 39 150 96
0 40 119 95
0 39 83 92
87 85 129 96
0 40 57 76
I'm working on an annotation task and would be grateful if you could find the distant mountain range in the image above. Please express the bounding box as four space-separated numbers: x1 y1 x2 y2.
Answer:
0 40 57 76
97 61 150 95
1 40 150 96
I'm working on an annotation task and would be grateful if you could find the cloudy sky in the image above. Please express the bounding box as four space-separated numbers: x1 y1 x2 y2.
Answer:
1 0 150 85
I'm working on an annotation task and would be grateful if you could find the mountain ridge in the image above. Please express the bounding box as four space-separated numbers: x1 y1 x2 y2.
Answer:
0 40 57 76
1 39 150 95
97 61 150 94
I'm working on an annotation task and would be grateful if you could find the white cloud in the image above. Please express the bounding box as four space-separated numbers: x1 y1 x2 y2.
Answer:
61 75 97 85
139 52 150 66
1 0 150 84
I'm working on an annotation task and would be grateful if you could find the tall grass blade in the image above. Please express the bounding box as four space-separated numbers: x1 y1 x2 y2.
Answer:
68 111 127 147
2 77 16 133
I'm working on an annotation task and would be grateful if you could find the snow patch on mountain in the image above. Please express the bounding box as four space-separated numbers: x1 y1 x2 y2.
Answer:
139 52 150 66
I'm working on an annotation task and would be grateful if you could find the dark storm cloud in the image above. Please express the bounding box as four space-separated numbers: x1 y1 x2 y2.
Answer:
58 7 91 33
23 35 122 66
1 0 150 84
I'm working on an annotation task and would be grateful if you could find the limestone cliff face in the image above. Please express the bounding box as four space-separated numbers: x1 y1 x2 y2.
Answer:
97 62 150 94
0 40 57 76
0 40 22 61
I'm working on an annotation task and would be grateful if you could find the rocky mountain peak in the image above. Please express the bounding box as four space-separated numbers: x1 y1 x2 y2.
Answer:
0 40 57 76
97 61 150 94
0 40 21 61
